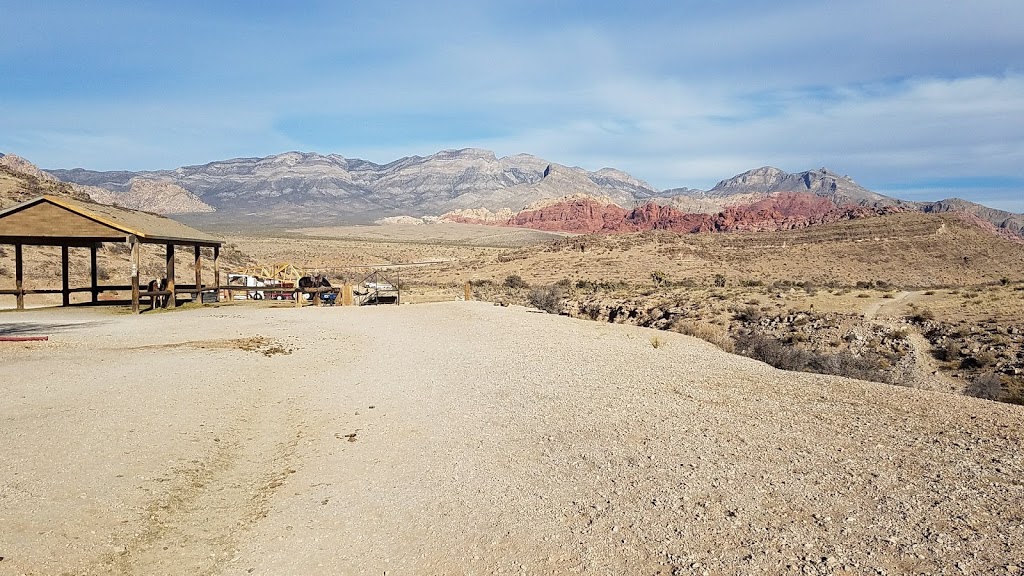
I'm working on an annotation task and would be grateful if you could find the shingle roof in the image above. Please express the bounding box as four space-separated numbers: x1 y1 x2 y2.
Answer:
0 195 223 245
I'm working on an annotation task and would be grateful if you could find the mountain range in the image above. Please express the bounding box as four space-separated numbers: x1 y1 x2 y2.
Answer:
1 149 1020 237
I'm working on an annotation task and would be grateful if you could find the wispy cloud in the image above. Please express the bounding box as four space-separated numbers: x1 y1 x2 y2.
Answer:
1 1 1021 210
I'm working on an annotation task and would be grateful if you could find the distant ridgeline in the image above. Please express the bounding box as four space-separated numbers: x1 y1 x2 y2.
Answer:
0 148 1015 237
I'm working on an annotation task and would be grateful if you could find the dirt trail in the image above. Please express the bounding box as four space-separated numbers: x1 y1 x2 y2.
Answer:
863 290 912 320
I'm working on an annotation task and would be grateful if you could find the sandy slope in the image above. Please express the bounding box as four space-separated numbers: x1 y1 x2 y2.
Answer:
0 303 1022 575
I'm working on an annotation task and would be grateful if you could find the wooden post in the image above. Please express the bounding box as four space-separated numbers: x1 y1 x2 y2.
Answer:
213 245 221 302
90 243 99 303
165 243 176 308
194 244 202 305
464 281 471 302
61 245 70 306
342 283 353 306
130 237 140 314
295 273 302 308
15 244 24 310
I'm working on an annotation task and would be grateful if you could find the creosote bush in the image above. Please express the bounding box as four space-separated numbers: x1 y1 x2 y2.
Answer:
734 331 887 383
966 373 1002 401
528 284 564 314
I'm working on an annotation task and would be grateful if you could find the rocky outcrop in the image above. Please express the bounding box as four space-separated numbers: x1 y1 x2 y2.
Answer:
0 153 213 214
706 166 901 207
922 198 1024 237
374 215 427 225
664 167 1023 238
105 179 216 214
449 192 904 234
0 154 94 208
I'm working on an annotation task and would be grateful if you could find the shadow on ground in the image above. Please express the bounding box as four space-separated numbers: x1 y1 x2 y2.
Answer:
0 322 104 336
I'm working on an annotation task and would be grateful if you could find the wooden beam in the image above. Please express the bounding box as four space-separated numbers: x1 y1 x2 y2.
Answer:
90 243 99 303
130 236 140 314
213 245 220 303
61 245 70 306
464 281 471 302
165 243 176 308
194 245 202 305
14 243 24 311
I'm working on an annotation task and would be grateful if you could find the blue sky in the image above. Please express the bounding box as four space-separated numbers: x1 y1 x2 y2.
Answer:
1 0 1022 211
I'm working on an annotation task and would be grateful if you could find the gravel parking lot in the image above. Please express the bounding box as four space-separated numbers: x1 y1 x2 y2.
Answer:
1 302 1022 575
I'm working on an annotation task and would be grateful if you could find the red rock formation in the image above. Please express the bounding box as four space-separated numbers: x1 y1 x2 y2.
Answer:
447 192 904 235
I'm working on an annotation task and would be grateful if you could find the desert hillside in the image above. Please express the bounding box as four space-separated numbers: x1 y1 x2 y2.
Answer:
422 211 1024 288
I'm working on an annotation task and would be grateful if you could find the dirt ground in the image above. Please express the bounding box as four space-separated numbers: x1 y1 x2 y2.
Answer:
2 302 1023 575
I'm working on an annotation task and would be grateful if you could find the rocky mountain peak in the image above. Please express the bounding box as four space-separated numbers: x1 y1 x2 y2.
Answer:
429 148 498 162
710 166 789 194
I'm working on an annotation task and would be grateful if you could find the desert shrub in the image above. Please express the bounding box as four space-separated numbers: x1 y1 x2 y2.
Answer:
856 293 871 298
735 332 811 371
1003 376 1024 405
96 266 111 281
907 309 935 323
932 341 960 363
527 284 564 314
553 278 573 290
575 279 628 292
733 305 761 323
0 246 7 257
503 274 529 290
470 278 495 287
740 279 764 287
961 351 997 369
672 320 734 353
966 373 1003 401
650 335 664 349
713 274 726 288
650 270 668 285
806 350 888 383
923 290 936 296
855 281 873 289
0 265 9 277
735 331 887 382
788 332 809 343
999 277 1010 286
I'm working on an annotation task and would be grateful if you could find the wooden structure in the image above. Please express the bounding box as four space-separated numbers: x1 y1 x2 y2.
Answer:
356 270 401 305
0 195 223 313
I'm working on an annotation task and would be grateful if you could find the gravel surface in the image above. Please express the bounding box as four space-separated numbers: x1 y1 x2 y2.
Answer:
1 302 1022 575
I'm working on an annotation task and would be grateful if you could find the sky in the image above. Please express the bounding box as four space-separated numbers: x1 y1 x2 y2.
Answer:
1 0 1023 211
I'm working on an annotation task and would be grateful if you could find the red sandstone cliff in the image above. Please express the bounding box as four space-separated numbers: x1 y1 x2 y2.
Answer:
443 192 903 234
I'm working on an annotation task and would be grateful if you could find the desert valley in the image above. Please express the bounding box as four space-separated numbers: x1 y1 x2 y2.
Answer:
2 149 1024 574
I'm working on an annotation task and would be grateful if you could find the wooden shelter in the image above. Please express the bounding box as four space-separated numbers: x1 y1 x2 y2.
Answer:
0 195 223 313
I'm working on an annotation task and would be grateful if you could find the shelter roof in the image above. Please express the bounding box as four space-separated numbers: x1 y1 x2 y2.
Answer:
0 195 222 245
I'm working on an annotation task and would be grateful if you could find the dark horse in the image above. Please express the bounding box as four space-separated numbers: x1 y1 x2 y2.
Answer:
298 274 335 304
147 278 168 310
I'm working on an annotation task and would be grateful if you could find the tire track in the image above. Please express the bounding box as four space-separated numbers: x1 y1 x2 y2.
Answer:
85 397 304 576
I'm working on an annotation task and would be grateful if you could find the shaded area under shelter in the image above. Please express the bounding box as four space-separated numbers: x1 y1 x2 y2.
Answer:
0 195 223 313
